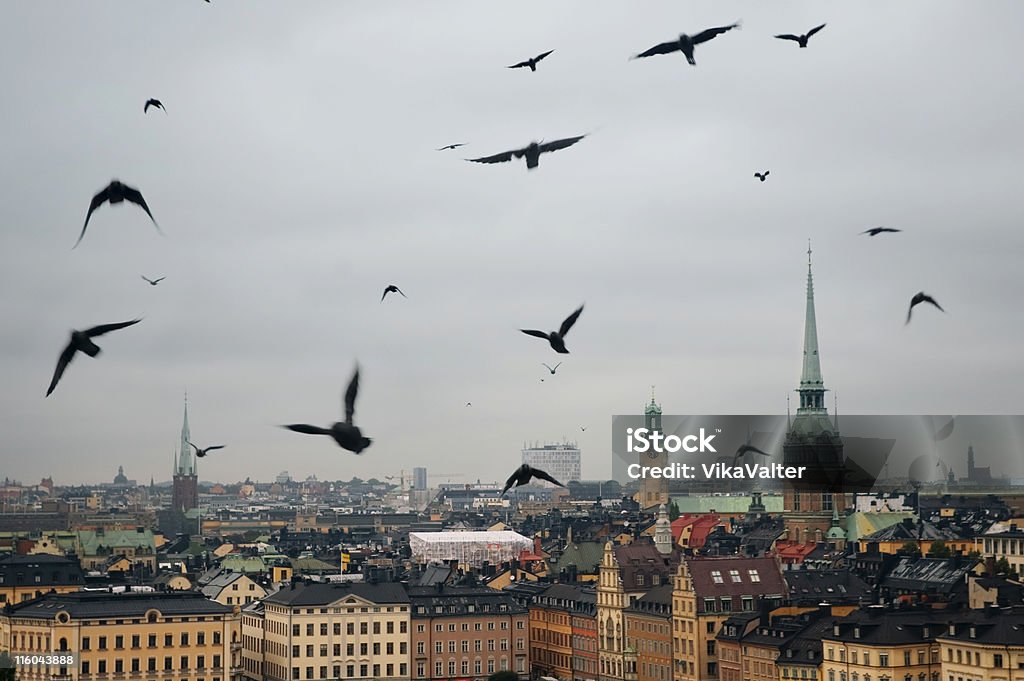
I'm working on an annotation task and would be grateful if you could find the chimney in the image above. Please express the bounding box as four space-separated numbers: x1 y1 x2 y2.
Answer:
534 536 542 556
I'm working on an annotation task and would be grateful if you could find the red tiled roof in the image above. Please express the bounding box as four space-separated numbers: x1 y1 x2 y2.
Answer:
671 514 722 548
774 541 818 563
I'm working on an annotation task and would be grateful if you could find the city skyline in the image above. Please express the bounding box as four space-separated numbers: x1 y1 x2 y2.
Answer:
2 2 1023 485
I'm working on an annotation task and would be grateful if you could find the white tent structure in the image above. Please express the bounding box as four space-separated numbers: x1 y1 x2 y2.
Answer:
410 530 534 566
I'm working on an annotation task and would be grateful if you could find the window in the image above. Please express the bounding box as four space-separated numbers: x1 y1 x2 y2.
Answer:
115 635 124 649
417 642 425 654
711 571 724 584
436 642 443 654
293 624 301 636
373 622 380 634
347 623 354 635
348 644 354 656
334 623 341 635
400 621 407 634
181 632 189 646
320 623 327 636
879 654 889 667
360 665 368 677
748 569 761 582
360 622 368 635
213 631 221 645
994 654 1004 668
82 637 90 651
99 636 107 650
729 570 741 583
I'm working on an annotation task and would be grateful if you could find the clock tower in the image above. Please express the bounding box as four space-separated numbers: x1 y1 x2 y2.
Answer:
638 387 670 510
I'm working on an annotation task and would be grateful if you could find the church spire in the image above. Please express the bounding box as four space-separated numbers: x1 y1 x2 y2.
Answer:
178 393 193 476
797 241 827 413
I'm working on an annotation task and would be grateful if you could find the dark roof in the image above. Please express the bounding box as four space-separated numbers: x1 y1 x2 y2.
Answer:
785 569 873 605
533 583 597 614
825 605 962 644
5 591 231 619
624 584 673 618
0 554 85 588
614 541 680 592
408 585 526 617
686 556 786 612
881 557 978 594
264 581 408 607
936 607 1024 645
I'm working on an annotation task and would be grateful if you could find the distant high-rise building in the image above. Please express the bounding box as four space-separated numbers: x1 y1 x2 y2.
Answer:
275 471 292 484
172 395 198 513
522 442 581 488
413 467 427 491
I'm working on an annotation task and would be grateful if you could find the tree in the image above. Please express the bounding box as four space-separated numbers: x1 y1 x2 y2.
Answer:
0 652 14 681
994 557 1019 579
668 501 681 522
488 672 519 681
899 541 921 556
927 541 951 558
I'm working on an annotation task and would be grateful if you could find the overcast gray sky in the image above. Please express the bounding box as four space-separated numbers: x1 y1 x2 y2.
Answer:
2 1 1022 487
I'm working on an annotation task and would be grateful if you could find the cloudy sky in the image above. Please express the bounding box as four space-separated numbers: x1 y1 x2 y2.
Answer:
1 1 1022 487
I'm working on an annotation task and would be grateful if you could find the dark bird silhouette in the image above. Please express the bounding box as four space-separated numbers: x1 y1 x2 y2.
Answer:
501 464 565 495
188 441 225 458
521 304 584 354
144 99 166 114
775 23 826 48
906 292 945 324
732 443 771 466
466 402 472 407
281 366 372 453
581 427 586 432
74 180 161 249
632 22 741 65
381 285 407 302
141 275 165 286
542 362 562 375
467 135 586 170
46 319 142 397
508 50 554 72
754 171 769 182
862 227 902 237
436 143 466 151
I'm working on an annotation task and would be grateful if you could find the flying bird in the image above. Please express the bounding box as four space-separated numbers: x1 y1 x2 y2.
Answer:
141 275 165 286
508 50 554 72
862 227 902 237
754 171 769 182
542 362 562 375
775 23 827 48
521 304 584 354
581 427 586 432
932 416 955 442
906 293 945 324
732 443 771 466
501 464 565 496
381 285 407 302
188 441 225 458
282 366 372 454
46 319 142 397
631 22 741 65
436 143 466 151
144 98 166 114
74 180 161 249
466 402 472 407
467 135 586 170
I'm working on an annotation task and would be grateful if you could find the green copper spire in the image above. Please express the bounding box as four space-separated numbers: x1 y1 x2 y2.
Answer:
797 241 827 413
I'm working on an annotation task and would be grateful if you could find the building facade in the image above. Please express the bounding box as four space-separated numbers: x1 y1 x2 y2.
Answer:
522 443 582 489
410 584 529 681
530 583 596 680
254 581 410 681
0 590 241 681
